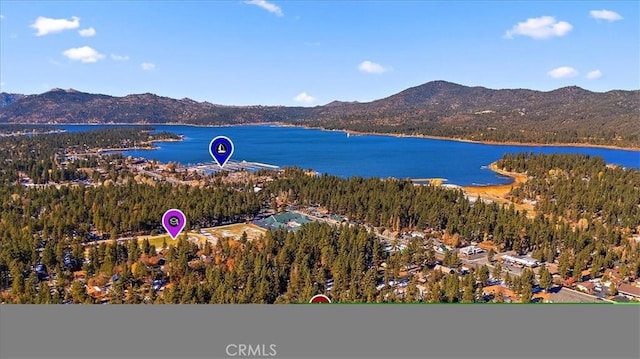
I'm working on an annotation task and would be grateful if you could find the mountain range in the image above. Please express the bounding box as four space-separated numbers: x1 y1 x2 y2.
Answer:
1 81 638 147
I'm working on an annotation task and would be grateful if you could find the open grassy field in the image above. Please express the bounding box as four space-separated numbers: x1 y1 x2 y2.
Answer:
203 223 267 242
138 232 208 248
82 224 264 258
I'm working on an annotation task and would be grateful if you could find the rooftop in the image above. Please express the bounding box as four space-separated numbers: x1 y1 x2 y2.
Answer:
617 283 640 298
254 212 312 232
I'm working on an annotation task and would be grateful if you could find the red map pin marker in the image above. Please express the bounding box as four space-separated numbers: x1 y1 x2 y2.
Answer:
309 294 331 303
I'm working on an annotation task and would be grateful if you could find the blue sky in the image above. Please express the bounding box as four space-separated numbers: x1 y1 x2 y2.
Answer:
0 1 638 106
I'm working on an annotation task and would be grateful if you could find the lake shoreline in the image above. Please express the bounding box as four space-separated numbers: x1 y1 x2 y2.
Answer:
226 122 640 151
460 162 536 216
10 122 640 151
96 135 185 153
52 123 638 187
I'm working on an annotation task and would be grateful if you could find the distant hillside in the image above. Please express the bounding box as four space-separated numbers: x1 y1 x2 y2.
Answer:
306 81 639 146
0 93 25 108
1 81 638 147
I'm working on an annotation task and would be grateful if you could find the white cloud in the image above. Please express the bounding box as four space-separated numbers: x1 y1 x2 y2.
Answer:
590 10 623 22
62 46 104 63
0 14 4 20
586 70 602 79
294 92 316 104
78 27 96 37
141 62 156 71
504 16 572 39
110 54 130 61
31 16 80 36
548 66 579 78
245 0 283 17
358 60 389 74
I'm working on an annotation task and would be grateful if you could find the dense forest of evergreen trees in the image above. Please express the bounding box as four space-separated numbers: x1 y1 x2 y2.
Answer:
313 121 640 148
0 128 638 303
497 153 640 227
0 126 179 184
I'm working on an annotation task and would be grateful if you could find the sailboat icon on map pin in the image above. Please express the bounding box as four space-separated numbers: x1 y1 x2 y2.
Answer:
209 136 234 169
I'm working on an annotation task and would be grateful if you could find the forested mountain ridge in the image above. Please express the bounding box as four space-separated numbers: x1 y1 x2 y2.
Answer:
1 81 638 146
0 93 25 108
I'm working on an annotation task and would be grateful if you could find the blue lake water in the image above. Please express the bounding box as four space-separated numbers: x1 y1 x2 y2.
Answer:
61 124 640 186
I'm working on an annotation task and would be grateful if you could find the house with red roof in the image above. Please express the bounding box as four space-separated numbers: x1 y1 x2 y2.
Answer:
617 283 640 300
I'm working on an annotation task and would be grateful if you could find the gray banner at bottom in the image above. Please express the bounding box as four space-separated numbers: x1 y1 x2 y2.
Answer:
1 305 639 359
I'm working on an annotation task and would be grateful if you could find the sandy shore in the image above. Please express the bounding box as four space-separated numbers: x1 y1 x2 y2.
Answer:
461 162 535 216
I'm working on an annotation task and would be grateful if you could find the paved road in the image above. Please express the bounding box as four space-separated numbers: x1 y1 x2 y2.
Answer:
550 287 604 303
81 231 204 248
82 236 135 247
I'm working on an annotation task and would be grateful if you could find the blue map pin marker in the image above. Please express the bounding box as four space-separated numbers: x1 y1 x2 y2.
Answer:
209 136 234 169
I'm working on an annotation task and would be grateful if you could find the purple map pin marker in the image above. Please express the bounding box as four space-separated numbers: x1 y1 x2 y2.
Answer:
162 209 186 240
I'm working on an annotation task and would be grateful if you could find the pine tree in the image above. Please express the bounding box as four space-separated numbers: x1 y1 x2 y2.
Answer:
429 282 443 303
492 262 502 281
406 277 419 302
487 248 495 263
538 265 552 292
71 280 87 303
462 281 475 303
558 250 572 279
10 263 24 298
504 271 512 288
424 238 436 268
521 281 533 303
444 274 459 303
37 281 52 304
478 265 490 286
24 272 37 303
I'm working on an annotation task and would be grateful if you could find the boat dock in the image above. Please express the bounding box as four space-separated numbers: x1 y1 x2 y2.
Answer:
188 160 281 173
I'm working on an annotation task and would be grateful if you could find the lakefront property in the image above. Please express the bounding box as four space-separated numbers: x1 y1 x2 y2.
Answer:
1 7 639 305
0 123 638 304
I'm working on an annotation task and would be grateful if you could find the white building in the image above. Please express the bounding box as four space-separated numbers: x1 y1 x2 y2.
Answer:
500 255 539 268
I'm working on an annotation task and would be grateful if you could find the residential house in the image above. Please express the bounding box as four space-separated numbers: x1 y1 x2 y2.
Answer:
576 281 595 294
434 264 455 275
604 268 624 285
563 277 576 287
617 283 640 300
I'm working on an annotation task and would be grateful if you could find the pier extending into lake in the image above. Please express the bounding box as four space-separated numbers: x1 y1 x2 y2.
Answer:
188 160 280 173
